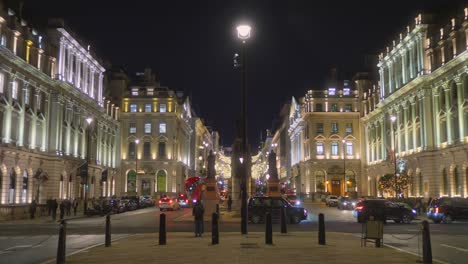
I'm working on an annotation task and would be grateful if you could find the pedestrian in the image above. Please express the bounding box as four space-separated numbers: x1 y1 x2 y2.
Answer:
66 199 71 216
29 200 37 219
59 201 65 220
52 199 58 221
414 199 421 216
47 199 51 216
73 199 78 216
227 195 232 212
192 200 204 237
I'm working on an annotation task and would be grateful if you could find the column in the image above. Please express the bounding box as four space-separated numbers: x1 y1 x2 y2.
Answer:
411 100 418 150
379 67 385 99
67 48 73 82
365 125 370 164
380 119 386 160
417 36 424 75
58 40 65 79
42 92 49 152
89 69 95 98
75 56 81 89
396 108 402 155
83 61 88 94
98 72 103 106
444 86 453 144
17 83 27 147
388 63 393 93
418 95 426 148
457 81 465 139
2 75 13 143
403 104 409 152
409 45 414 79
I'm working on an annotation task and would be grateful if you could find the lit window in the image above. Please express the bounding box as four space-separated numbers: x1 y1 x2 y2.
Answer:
0 34 6 47
331 122 338 133
24 87 30 105
344 104 352 112
145 104 152 112
345 123 353 134
144 123 152 134
129 123 136 134
328 88 336 95
331 142 339 156
160 103 167 113
0 73 4 94
343 88 350 96
316 142 324 155
330 103 338 112
346 142 353 156
130 104 137 112
147 89 154 96
11 80 18 99
159 123 166 134
131 89 138 96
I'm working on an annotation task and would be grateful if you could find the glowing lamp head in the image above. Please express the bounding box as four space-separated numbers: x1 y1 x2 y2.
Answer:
390 115 397 123
135 139 140 144
85 117 93 125
237 25 251 40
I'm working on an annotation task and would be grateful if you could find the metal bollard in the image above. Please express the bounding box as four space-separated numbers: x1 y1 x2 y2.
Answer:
265 212 273 245
318 213 326 245
422 220 432 264
216 204 220 219
280 206 287 234
212 213 219 245
56 220 67 264
105 214 111 247
159 213 166 245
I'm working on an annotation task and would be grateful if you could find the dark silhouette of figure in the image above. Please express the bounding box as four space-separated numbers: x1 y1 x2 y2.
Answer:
59 201 65 220
29 200 37 219
192 200 204 237
227 195 232 211
73 199 78 216
51 199 58 221
66 200 71 216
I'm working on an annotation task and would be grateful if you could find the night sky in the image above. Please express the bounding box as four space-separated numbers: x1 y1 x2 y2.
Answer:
16 0 467 149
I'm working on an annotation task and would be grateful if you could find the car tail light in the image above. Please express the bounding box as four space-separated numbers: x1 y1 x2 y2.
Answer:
158 200 162 204
355 206 364 210
170 200 173 204
435 207 439 213
185 199 188 203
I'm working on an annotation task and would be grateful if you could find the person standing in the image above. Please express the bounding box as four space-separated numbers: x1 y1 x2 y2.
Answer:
227 195 232 212
66 200 72 216
52 199 58 221
192 200 204 237
29 200 37 219
73 199 78 216
59 201 65 220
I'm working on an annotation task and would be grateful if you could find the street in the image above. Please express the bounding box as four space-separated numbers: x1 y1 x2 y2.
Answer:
0 202 467 264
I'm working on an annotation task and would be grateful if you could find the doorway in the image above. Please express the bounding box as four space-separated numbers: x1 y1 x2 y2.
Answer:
331 180 341 196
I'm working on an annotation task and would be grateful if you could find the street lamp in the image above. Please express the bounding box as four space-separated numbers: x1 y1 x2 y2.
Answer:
390 115 398 198
135 139 140 174
84 117 93 215
342 139 346 196
237 23 251 235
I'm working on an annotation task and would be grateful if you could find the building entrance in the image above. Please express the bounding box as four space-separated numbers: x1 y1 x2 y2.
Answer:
331 180 341 196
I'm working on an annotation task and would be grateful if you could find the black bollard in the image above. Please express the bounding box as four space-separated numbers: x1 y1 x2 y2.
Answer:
422 220 432 264
216 204 220 219
56 220 67 264
105 214 111 247
212 213 219 245
265 212 273 245
159 213 166 245
318 213 326 245
280 206 287 234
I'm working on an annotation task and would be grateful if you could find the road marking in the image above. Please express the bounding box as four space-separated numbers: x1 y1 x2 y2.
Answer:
441 244 468 252
384 244 450 264
4 245 32 250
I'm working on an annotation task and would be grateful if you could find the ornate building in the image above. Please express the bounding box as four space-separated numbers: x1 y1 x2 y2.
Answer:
0 3 119 214
363 10 468 198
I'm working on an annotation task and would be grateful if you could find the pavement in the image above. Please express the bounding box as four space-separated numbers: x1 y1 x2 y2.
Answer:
1 212 86 225
58 232 422 264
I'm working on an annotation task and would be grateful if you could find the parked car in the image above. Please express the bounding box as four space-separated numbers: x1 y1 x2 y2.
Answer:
427 197 468 223
248 196 308 224
325 195 339 207
284 194 301 206
353 199 415 224
159 197 180 211
122 199 138 211
337 196 356 210
140 196 155 208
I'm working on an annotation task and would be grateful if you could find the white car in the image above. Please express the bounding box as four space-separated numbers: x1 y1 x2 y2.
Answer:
158 197 180 211
325 195 338 207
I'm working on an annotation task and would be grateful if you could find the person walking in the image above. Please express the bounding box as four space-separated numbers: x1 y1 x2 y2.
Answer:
59 200 65 220
73 199 78 216
51 199 58 221
227 195 232 212
192 200 204 237
29 200 37 219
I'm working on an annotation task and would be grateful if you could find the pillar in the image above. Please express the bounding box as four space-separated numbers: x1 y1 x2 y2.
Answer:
401 52 407 84
444 86 453 144
388 63 393 94
422 89 435 149
409 45 414 79
403 104 409 152
456 80 465 141
411 100 418 150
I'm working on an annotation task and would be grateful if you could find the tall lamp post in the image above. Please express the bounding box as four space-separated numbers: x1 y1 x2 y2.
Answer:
84 117 93 215
342 139 346 196
237 24 251 235
390 115 398 198
135 139 140 174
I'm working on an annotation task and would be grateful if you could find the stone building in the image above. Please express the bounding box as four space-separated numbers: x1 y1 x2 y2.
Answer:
109 68 216 197
363 10 468 198
0 3 119 215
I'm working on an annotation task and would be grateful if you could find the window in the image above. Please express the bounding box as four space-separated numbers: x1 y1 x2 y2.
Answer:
11 80 18 99
315 103 323 112
316 123 324 134
147 89 154 96
316 142 324 155
328 88 336 95
346 142 353 156
343 88 350 96
24 87 30 105
145 104 152 112
331 142 339 155
344 104 352 112
128 142 136 159
158 142 166 158
345 123 353 134
129 123 136 134
143 142 151 159
160 103 167 113
331 122 338 133
0 34 6 46
159 123 166 133
330 103 338 112
144 122 152 134
131 89 138 96
130 104 137 113
0 73 4 94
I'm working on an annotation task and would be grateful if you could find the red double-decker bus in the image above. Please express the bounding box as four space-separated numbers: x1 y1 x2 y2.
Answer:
185 177 205 206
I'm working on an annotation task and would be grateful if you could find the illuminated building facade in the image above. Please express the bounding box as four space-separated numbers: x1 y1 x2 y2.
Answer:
0 4 119 212
363 10 468 198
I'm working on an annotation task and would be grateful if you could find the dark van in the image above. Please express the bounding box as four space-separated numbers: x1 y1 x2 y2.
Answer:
427 197 468 223
248 196 308 224
353 199 415 224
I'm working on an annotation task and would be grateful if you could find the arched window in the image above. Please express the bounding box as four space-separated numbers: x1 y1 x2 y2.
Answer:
68 174 73 199
156 170 167 193
22 170 28 203
9 168 16 204
442 168 449 195
454 167 461 195
59 174 64 199
127 170 136 193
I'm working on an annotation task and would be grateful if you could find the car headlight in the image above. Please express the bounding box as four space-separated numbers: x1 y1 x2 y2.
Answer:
295 201 300 206
412 209 417 214
343 202 347 205
352 202 356 206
